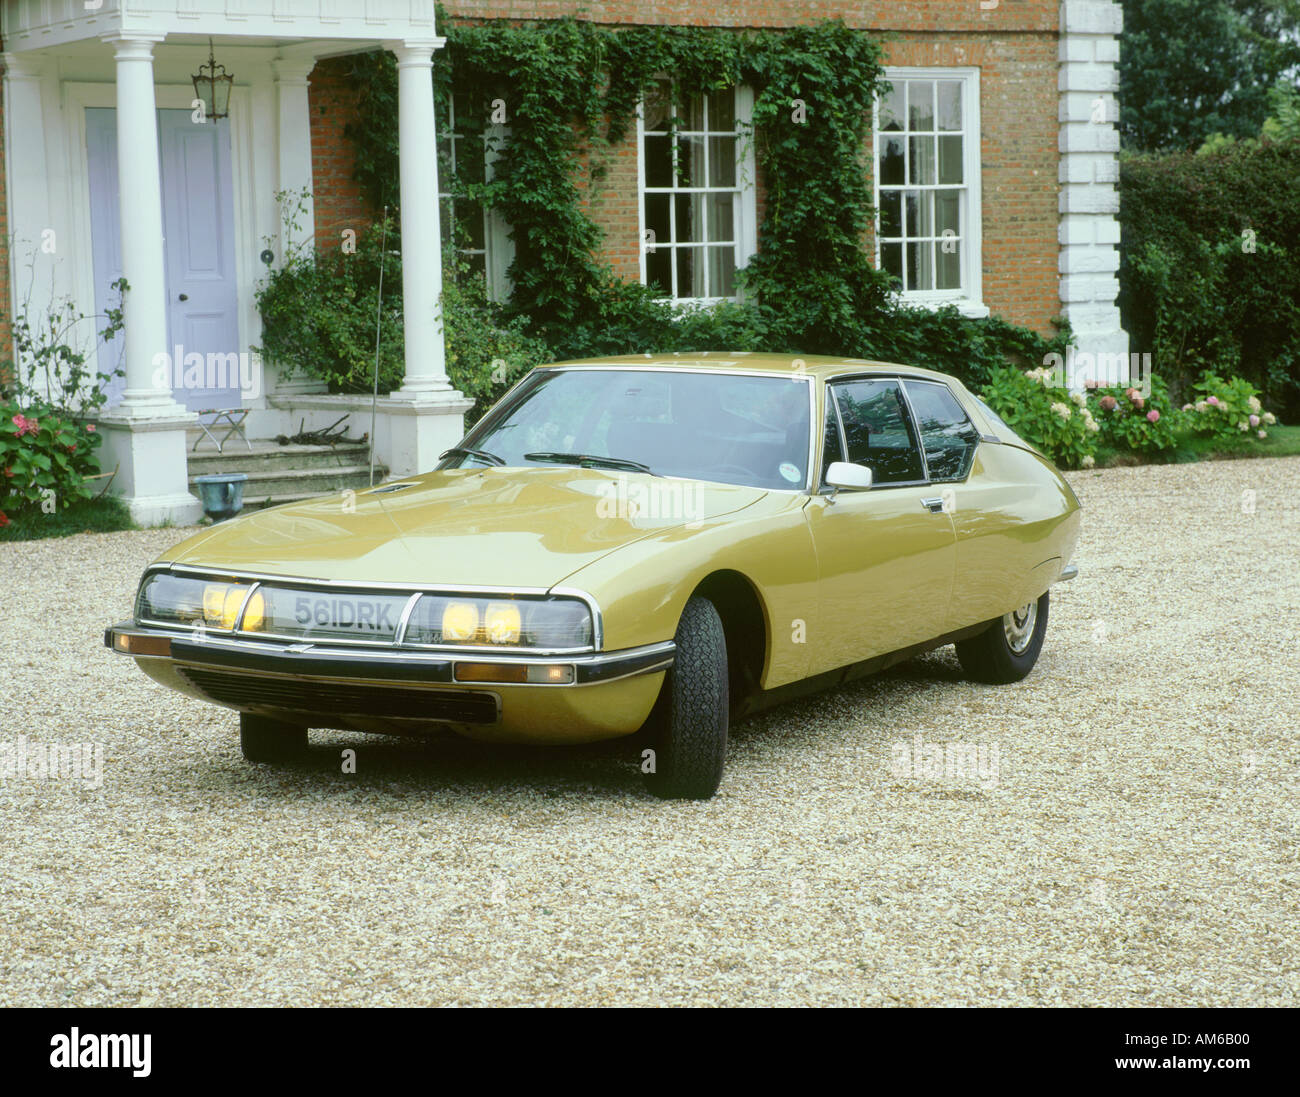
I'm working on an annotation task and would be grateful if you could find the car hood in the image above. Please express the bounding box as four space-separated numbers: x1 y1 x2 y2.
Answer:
162 466 767 590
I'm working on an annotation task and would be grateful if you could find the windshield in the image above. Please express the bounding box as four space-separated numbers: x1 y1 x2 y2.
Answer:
444 368 813 491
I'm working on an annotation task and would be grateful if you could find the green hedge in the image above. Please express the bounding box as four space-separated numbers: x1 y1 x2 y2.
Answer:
1118 140 1300 419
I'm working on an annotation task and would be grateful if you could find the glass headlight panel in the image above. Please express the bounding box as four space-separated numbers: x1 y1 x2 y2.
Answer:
405 594 592 650
136 573 252 630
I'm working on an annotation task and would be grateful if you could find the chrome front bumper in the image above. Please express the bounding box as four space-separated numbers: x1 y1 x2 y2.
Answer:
104 623 675 689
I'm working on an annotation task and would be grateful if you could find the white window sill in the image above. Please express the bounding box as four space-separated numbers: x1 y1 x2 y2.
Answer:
890 293 990 320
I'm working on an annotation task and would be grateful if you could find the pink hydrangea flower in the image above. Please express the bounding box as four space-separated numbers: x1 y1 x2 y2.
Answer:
1249 414 1260 427
1206 395 1220 407
1099 395 1117 411
1146 409 1160 423
85 423 96 433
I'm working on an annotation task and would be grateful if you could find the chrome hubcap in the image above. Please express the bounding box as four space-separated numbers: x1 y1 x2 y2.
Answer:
1003 602 1037 655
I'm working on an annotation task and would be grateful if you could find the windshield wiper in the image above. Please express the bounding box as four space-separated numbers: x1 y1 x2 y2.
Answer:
440 446 505 467
525 451 656 475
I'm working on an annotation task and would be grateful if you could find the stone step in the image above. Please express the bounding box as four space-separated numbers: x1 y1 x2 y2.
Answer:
189 463 388 509
188 440 372 474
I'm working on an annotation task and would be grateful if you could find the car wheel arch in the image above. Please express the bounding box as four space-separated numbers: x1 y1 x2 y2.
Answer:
686 569 768 716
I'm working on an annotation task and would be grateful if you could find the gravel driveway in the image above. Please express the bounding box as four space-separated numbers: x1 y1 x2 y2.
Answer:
1 457 1296 1006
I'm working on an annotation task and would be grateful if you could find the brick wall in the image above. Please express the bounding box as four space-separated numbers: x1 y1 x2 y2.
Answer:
309 56 370 251
313 2 1065 331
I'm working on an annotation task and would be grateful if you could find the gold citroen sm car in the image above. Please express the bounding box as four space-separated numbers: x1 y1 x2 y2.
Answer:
106 354 1080 799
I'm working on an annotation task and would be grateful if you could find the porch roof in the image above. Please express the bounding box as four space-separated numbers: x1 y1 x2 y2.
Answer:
1 0 437 52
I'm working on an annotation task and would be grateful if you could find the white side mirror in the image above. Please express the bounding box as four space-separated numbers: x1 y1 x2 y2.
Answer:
825 462 873 490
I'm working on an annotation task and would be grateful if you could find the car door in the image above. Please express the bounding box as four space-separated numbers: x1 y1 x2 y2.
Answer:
803 377 957 675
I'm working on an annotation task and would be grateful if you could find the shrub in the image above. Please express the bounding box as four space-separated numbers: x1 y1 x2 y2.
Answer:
978 367 1099 470
440 271 552 425
1085 374 1183 453
254 209 550 423
1119 141 1300 418
0 401 105 522
1183 372 1276 441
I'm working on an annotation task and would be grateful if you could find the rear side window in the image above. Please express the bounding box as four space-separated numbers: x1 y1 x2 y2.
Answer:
903 379 981 481
828 378 925 484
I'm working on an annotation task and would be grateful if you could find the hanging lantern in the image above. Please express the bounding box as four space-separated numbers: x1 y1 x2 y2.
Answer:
191 38 233 123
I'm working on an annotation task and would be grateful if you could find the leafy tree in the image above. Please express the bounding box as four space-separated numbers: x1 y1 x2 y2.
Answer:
1120 0 1300 150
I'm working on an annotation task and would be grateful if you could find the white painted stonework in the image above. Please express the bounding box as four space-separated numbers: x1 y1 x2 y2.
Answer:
1058 0 1130 386
2 0 468 524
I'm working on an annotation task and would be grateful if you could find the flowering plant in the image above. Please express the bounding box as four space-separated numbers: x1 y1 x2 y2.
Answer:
1184 373 1276 441
0 399 104 521
979 366 1098 469
1086 374 1182 453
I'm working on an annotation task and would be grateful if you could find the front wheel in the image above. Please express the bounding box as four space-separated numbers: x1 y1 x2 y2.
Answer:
239 713 308 763
955 591 1050 684
642 596 729 800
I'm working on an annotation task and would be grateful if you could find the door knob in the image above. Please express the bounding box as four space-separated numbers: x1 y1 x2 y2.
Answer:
178 293 189 301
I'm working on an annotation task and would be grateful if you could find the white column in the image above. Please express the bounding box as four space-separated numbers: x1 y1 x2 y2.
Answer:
1058 0 1130 387
97 33 200 528
1 52 59 347
272 56 316 258
108 34 187 414
389 37 450 396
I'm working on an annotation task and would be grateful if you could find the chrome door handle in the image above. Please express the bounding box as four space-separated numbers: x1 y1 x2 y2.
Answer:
920 497 945 513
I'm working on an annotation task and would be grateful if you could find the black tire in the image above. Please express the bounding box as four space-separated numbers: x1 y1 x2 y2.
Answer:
955 591 1050 684
239 713 308 763
642 596 729 800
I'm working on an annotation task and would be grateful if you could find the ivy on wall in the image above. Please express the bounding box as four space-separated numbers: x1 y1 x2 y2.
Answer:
341 13 1069 388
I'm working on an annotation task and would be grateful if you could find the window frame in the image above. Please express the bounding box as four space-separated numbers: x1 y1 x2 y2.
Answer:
900 377 982 484
437 90 515 301
820 374 983 491
873 67 985 319
823 376 931 490
635 83 758 305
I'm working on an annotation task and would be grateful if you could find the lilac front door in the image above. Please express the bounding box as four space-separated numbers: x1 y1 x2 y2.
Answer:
87 107 241 411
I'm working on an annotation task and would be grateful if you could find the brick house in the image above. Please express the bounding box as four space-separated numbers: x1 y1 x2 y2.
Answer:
1 0 1126 525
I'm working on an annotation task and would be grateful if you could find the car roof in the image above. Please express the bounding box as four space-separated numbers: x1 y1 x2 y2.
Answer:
539 352 960 384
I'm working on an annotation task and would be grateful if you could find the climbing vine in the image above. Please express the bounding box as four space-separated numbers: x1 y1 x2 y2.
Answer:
341 13 1069 388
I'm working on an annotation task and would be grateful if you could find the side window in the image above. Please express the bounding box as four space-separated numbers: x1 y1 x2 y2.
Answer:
828 379 925 485
903 379 981 481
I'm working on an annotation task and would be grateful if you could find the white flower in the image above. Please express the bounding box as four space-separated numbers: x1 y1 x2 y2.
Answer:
1087 419 1100 433
1248 396 1262 413
1051 402 1072 420
1258 429 1268 439
1238 421 1249 431
1263 412 1276 425
1071 391 1087 407
1194 401 1207 413
1082 455 1095 468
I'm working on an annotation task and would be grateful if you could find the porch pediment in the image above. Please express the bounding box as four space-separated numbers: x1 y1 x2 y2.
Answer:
1 0 436 51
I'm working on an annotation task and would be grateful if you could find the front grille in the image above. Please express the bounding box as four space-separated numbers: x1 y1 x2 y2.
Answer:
177 666 499 724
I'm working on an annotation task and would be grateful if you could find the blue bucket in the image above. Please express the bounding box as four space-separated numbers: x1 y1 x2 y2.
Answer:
194 473 249 522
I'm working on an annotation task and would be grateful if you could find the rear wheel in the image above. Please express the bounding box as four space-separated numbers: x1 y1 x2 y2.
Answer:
239 713 308 763
642 596 729 800
955 591 1050 684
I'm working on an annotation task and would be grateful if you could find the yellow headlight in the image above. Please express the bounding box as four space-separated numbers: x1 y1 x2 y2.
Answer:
483 602 522 645
203 583 248 629
442 601 480 642
203 583 229 623
242 590 265 632
221 586 246 629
